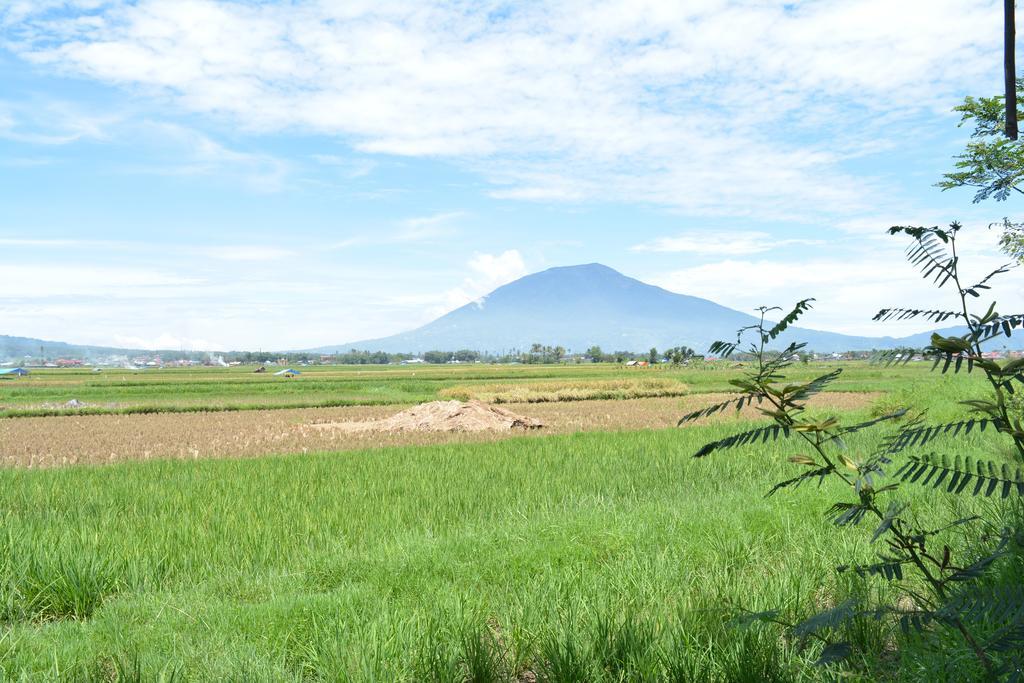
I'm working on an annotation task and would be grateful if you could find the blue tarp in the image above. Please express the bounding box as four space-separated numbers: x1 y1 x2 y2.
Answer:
0 368 29 376
274 368 300 376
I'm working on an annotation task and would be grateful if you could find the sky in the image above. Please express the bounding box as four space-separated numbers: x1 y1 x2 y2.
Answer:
1 0 1023 351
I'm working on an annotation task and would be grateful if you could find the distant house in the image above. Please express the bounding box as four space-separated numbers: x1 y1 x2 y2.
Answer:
0 368 29 378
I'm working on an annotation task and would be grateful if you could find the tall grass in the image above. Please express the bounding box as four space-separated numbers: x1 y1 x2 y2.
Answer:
0 409 1010 680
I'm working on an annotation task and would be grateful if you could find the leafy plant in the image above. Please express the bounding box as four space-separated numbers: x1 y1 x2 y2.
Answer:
939 80 1024 204
685 224 1024 678
939 82 1024 266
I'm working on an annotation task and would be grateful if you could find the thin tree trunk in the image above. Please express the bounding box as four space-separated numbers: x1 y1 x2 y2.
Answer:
1006 0 1018 139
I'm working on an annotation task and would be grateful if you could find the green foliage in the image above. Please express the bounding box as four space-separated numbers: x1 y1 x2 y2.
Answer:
996 218 1024 263
690 225 1024 678
939 83 1024 267
939 81 1024 203
664 346 698 365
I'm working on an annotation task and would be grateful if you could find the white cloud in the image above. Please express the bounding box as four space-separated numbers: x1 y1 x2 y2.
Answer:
469 250 529 288
437 249 528 315
632 231 823 255
0 238 91 247
136 122 290 191
0 264 203 298
395 211 466 241
0 99 118 145
5 0 1002 218
310 154 377 178
196 246 296 261
112 333 224 351
319 212 467 250
651 232 1024 337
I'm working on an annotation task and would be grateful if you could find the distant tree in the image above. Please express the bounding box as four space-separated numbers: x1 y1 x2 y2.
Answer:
648 347 659 364
423 350 454 364
585 345 604 363
665 346 697 365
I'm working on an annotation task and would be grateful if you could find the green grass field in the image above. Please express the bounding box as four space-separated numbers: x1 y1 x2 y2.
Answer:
0 361 991 418
0 363 1018 681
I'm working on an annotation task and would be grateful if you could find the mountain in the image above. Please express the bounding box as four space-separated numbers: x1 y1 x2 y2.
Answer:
321 263 1022 354
0 335 138 361
0 336 211 362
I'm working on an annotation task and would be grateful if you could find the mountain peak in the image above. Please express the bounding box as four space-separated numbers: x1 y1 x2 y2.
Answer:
323 264 1015 355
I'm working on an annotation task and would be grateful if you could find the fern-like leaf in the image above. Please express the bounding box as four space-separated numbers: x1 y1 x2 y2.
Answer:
677 395 761 425
939 584 1024 626
945 533 1010 582
792 599 858 638
826 501 871 527
978 313 1024 340
962 263 1013 298
814 642 852 667
872 348 920 366
837 558 907 581
693 424 792 458
765 465 834 497
708 340 739 359
831 409 913 440
894 454 1024 497
789 368 843 404
884 419 995 453
765 299 814 341
873 308 962 323
891 227 959 288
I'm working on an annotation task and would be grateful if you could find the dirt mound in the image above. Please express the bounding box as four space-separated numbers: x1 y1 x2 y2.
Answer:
307 400 543 433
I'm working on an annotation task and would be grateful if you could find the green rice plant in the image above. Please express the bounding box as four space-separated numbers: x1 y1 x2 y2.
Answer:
537 629 594 682
590 610 657 680
413 630 461 682
0 528 125 624
22 555 123 622
456 622 510 683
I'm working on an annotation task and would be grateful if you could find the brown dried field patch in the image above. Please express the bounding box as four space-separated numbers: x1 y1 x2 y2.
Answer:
307 400 543 432
438 378 689 403
0 391 881 468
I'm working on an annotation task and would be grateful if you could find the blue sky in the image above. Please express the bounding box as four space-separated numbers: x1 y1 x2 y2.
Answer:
1 0 1022 350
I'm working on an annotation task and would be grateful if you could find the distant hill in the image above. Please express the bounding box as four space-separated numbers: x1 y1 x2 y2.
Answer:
0 335 138 361
317 263 1022 354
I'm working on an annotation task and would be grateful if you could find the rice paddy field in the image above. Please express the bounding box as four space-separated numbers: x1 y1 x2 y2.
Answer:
0 362 1019 681
0 361 960 417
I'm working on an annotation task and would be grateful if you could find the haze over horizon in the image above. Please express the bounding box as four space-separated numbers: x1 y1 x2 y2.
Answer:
3 1 1023 351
